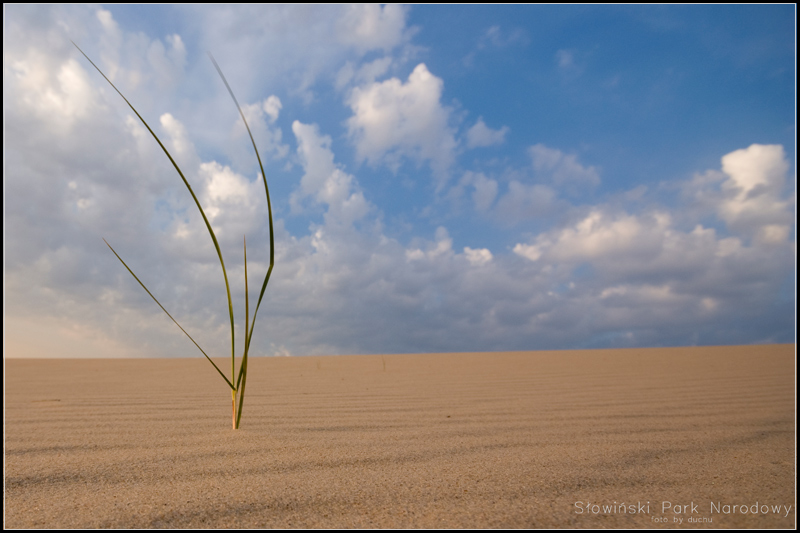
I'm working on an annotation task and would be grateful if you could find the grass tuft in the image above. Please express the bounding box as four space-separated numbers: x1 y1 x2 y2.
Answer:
73 42 275 429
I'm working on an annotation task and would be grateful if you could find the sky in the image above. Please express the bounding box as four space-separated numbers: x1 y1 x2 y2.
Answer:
4 4 796 359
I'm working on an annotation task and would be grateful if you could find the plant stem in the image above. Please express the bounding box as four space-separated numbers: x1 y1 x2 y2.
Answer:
78 42 275 429
231 388 237 430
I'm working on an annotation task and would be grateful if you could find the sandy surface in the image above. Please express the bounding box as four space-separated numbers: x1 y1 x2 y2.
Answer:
4 345 795 528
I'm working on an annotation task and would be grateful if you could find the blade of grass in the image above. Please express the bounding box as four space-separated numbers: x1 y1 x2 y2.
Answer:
73 41 238 386
103 238 234 390
208 54 274 358
234 236 251 429
77 42 276 428
236 235 250 392
208 54 275 429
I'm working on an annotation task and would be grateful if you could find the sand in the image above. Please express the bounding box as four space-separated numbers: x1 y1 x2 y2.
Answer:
4 345 795 528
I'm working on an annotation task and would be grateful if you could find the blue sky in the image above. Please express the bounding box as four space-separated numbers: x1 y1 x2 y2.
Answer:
4 5 796 358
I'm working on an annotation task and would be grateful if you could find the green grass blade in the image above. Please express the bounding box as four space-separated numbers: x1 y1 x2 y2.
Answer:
208 54 275 358
235 236 250 428
237 235 250 392
73 41 238 378
209 55 275 429
103 239 234 390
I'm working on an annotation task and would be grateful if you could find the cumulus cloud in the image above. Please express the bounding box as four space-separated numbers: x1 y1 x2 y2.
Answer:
291 121 371 228
346 63 457 185
160 113 197 166
335 57 394 91
470 173 500 213
466 117 509 148
230 97 290 163
681 143 794 245
494 181 559 223
4 6 794 360
451 171 499 213
511 202 793 346
718 144 793 241
529 143 601 192
200 161 262 224
7 54 97 132
454 145 598 223
511 144 794 346
514 209 673 265
406 226 454 261
463 246 493 266
4 7 290 360
336 4 411 53
176 4 416 103
146 34 187 90
90 8 188 94
262 95 282 123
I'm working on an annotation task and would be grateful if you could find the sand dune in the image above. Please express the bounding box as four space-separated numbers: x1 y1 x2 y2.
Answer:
4 345 795 528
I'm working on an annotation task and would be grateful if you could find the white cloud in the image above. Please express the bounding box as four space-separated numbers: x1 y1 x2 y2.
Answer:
510 197 793 346
494 181 559 223
203 162 251 204
336 4 411 53
291 121 371 227
346 63 457 185
717 144 793 239
262 95 282 123
456 167 566 223
146 34 187 90
454 144 596 223
464 247 493 266
512 243 542 262
466 117 509 148
681 143 794 244
529 143 601 191
453 171 499 213
515 209 671 263
160 113 197 166
7 54 96 131
406 227 454 262
3 6 794 360
471 173 499 213
181 4 416 103
150 113 271 253
335 57 394 91
232 98 290 162
755 224 790 246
